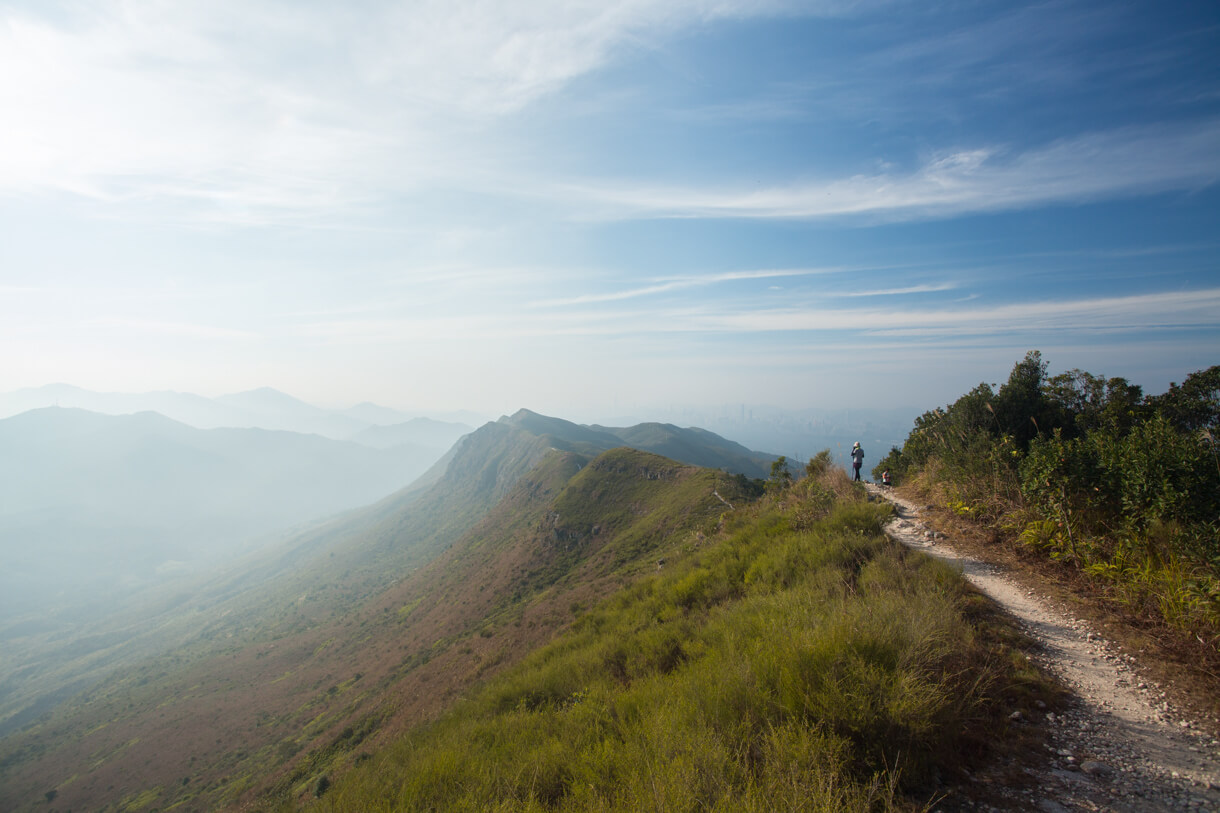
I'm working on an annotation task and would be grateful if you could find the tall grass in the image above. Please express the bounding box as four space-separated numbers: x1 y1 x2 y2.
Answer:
297 476 1043 812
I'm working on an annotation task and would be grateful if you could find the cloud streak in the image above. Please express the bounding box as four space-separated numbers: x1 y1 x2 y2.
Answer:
567 120 1220 222
831 283 958 298
294 288 1220 346
527 267 847 307
702 289 1220 336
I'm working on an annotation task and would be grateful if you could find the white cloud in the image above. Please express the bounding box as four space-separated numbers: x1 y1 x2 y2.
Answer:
0 0 825 219
5 2 1213 229
702 289 1220 335
287 287 1220 347
527 267 846 307
832 283 957 298
567 120 1220 222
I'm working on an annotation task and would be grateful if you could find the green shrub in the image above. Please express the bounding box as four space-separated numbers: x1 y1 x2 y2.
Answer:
805 449 834 477
889 353 1220 640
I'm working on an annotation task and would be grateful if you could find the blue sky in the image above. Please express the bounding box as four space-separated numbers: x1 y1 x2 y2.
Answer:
1 0 1217 420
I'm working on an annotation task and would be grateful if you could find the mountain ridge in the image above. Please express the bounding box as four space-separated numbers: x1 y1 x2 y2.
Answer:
0 440 764 812
0 406 781 762
0 384 483 442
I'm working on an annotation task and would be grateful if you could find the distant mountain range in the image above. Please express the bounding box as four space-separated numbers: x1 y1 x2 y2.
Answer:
0 383 481 443
0 407 458 616
0 384 920 471
0 397 779 621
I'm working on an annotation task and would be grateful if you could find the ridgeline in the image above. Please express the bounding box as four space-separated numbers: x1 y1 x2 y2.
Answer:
1 410 1051 812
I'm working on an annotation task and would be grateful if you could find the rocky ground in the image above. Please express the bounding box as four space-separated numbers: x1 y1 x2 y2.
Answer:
865 484 1220 812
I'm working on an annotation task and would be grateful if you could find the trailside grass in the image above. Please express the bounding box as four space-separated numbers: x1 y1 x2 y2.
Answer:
298 476 1050 812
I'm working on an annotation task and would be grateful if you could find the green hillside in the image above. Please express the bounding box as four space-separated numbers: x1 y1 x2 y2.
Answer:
284 465 1048 812
0 408 778 751
0 412 1050 812
0 442 775 812
596 421 776 478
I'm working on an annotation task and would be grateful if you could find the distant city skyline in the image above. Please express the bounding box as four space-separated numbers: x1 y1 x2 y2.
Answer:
2 1 1217 416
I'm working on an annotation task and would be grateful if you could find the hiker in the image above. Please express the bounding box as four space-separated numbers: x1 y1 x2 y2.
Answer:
850 442 864 482
881 469 891 486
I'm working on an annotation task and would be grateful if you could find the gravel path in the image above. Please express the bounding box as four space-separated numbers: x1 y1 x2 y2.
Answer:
866 484 1220 812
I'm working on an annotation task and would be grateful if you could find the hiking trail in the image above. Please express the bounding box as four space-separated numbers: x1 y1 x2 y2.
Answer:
865 483 1220 812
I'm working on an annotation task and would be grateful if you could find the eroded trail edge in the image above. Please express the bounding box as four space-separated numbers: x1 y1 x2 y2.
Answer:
866 484 1220 812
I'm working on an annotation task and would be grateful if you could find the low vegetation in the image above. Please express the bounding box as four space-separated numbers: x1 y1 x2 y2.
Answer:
4 434 1056 812
288 466 1049 812
875 352 1220 646
0 448 770 812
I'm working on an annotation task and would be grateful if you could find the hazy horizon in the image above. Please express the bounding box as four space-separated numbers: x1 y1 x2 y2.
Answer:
0 380 918 464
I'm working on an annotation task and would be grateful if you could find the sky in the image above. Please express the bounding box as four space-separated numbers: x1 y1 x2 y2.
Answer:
1 0 1218 421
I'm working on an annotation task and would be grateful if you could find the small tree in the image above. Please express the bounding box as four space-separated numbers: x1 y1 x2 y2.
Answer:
768 456 792 491
872 446 903 483
1151 365 1220 432
805 449 833 477
993 350 1053 452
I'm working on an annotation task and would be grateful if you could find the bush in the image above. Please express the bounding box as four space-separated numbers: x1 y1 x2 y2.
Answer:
871 446 903 484
889 353 1220 638
805 449 834 477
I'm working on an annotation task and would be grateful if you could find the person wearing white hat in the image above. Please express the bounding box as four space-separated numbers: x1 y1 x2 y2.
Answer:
850 441 864 482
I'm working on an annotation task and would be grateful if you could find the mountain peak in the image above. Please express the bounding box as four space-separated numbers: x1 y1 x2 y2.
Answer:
501 407 543 422
218 386 303 405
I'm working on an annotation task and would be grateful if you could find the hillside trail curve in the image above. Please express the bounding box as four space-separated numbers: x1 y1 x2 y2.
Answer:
864 483 1220 812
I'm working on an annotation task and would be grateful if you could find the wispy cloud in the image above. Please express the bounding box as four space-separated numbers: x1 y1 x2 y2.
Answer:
703 289 1220 335
832 283 958 298
295 288 1220 346
9 0 1136 230
0 0 828 220
527 267 846 307
565 120 1220 222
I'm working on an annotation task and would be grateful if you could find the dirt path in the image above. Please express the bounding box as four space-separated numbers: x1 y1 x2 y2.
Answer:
866 484 1220 812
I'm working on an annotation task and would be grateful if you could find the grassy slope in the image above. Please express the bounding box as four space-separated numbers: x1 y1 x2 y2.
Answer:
299 473 1053 813
1 443 1054 813
0 449 754 812
603 422 775 479
0 417 561 753
1 408 781 748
